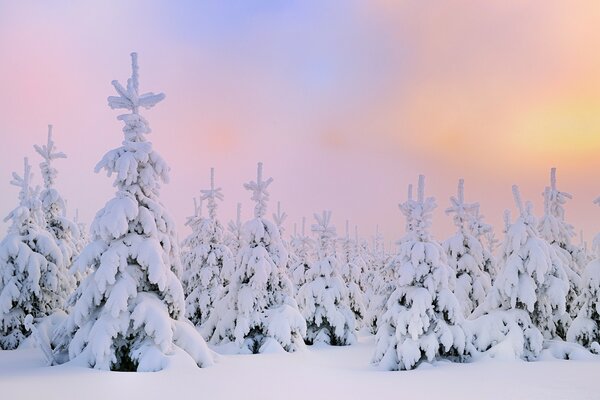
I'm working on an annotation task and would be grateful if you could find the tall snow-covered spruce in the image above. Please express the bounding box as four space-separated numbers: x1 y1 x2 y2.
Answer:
0 158 66 350
53 53 212 371
182 168 234 328
444 179 492 317
538 168 582 319
338 221 366 326
34 125 80 291
472 185 569 361
205 163 306 353
567 197 600 352
297 212 357 345
372 175 466 371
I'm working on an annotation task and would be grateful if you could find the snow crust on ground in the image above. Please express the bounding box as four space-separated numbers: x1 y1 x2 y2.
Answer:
1 334 599 400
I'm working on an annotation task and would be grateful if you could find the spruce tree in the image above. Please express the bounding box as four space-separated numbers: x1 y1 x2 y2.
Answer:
338 221 366 326
183 168 234 328
365 225 392 334
224 203 243 263
444 179 492 317
372 175 466 370
567 197 600 352
34 125 81 290
297 211 357 345
538 168 582 319
289 217 313 291
53 53 212 371
0 158 66 349
205 163 306 353
484 186 570 342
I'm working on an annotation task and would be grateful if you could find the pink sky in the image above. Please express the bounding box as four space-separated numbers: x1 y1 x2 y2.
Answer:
1 1 600 246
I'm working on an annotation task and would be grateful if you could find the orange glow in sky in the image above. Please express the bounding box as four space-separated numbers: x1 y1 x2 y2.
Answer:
1 1 600 245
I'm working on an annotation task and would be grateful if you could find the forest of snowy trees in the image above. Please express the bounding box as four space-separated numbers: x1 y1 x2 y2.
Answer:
2 53 600 372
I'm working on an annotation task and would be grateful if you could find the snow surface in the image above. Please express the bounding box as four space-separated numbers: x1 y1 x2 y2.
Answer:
1 333 599 400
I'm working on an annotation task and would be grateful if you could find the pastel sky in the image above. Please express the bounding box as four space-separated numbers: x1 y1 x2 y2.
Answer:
1 1 600 246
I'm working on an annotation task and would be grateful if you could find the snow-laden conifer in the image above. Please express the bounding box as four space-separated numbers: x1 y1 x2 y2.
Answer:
224 203 243 264
0 158 66 349
538 168 582 319
289 217 313 290
34 125 81 291
338 221 366 326
373 176 466 370
53 53 212 371
365 225 392 334
205 163 306 353
443 179 492 316
297 211 356 345
567 197 600 353
481 185 570 344
183 169 234 328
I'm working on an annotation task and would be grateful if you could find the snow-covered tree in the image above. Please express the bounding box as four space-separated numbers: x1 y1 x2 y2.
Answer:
483 185 570 342
365 225 392 334
538 168 582 318
183 168 234 327
567 197 600 352
444 179 492 317
338 221 366 326
469 205 498 283
34 125 81 291
272 201 293 279
0 158 66 349
225 203 243 262
53 53 212 371
289 217 313 290
297 211 356 345
204 163 306 353
372 175 466 370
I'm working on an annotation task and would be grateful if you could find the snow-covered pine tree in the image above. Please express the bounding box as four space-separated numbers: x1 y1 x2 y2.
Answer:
353 226 369 295
567 197 600 353
183 168 234 327
181 197 202 292
272 201 293 280
444 179 492 317
365 225 392 334
297 211 356 345
53 53 212 371
338 221 366 326
225 203 243 263
0 158 66 349
469 204 498 283
73 209 89 254
372 175 466 370
34 125 80 294
289 217 313 290
204 162 305 353
482 185 570 343
538 168 582 319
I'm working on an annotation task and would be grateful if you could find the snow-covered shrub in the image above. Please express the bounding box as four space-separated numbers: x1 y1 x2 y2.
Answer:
373 176 467 370
52 53 213 371
182 169 234 327
297 212 357 345
0 158 68 350
204 163 306 353
444 179 492 317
